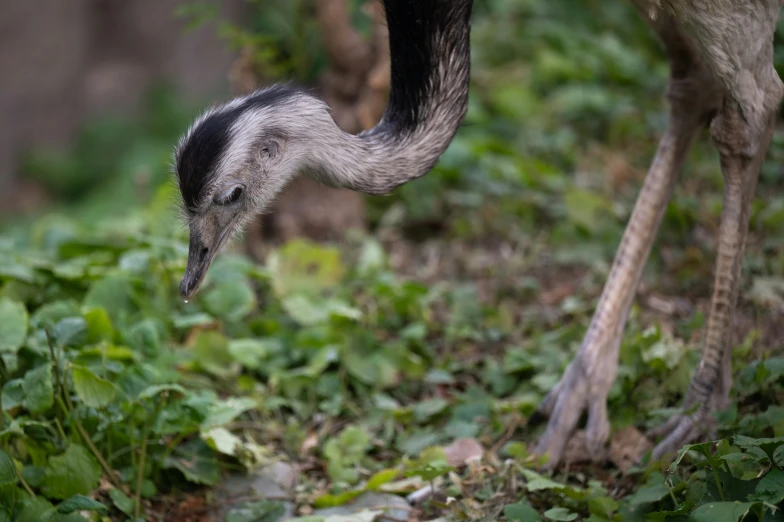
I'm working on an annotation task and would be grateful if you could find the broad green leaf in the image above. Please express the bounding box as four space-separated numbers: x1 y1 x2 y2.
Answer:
40 445 101 500
193 330 236 379
588 496 618 518
15 496 56 522
202 426 242 456
690 502 758 522
137 383 186 401
163 438 220 485
1 379 24 410
667 440 719 473
0 298 28 353
228 338 271 370
83 273 135 324
30 300 80 329
52 317 87 347
202 279 256 322
281 295 329 326
108 488 134 517
413 398 449 422
543 507 578 521
752 468 784 504
126 319 162 357
201 397 256 430
83 307 113 344
505 501 542 521
0 450 17 487
733 436 784 466
522 468 575 493
625 474 669 505
22 364 54 413
267 239 344 297
56 495 107 514
71 365 116 408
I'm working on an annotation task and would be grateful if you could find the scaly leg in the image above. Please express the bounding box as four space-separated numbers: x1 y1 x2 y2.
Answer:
534 9 723 466
646 0 784 460
650 102 778 459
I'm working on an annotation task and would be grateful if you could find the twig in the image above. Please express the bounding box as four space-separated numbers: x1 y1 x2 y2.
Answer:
16 466 35 497
489 415 524 455
406 484 434 504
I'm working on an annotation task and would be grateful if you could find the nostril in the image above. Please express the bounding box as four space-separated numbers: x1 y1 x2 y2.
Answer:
201 248 208 257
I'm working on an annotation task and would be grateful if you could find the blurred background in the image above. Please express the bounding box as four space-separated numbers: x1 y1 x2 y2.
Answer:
4 0 784 255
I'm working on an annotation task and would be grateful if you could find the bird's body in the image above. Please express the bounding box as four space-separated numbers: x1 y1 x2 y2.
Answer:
173 0 784 466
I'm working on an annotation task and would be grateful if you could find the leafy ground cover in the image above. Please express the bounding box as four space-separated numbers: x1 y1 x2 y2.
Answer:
3 0 784 521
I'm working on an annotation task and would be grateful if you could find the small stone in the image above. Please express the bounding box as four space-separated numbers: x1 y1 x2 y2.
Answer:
215 461 299 521
312 492 411 522
442 437 484 467
609 426 652 472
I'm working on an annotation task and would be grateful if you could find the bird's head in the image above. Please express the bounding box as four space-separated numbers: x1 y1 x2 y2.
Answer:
173 85 333 300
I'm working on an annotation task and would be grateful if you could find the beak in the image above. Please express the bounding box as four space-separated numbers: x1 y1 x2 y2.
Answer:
179 226 231 300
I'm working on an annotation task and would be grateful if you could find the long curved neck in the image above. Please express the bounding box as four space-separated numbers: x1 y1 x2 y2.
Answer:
306 0 473 196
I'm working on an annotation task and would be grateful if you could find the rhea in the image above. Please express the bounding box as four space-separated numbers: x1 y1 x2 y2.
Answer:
174 0 784 466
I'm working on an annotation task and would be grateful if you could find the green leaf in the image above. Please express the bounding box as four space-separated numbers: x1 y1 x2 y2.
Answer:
108 488 134 517
734 436 784 466
504 501 542 521
40 445 101 500
22 364 54 413
521 469 575 493
56 495 107 514
202 279 256 322
83 307 114 344
543 507 578 521
667 440 720 473
0 450 17 487
16 496 56 522
83 273 136 324
193 330 236 379
0 298 28 353
202 427 242 456
164 438 220 486
228 338 271 370
226 500 286 522
281 295 330 326
313 490 363 508
71 365 116 408
267 239 344 297
752 468 784 504
137 383 186 401
367 469 398 490
588 496 618 518
625 474 669 505
689 502 758 522
201 397 256 430
52 317 88 347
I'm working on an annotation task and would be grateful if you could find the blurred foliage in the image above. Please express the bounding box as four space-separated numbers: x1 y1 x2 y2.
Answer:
4 0 784 520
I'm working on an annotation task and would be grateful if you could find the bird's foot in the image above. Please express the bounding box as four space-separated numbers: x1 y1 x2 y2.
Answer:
647 394 722 461
534 348 616 468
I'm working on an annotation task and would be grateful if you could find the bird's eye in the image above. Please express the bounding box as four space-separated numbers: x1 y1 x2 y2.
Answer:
214 186 244 206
